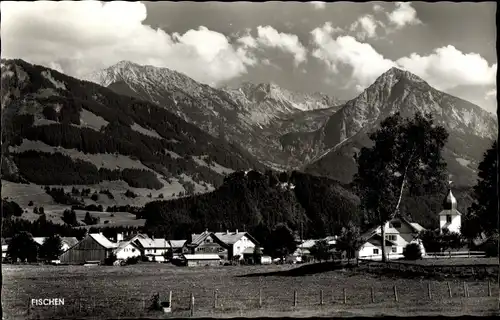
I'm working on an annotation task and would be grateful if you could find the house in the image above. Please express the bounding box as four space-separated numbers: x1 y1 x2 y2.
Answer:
439 185 462 234
1 238 11 260
133 237 170 262
114 240 141 261
358 217 426 261
212 230 259 261
59 233 117 265
183 231 228 259
184 230 260 262
183 254 221 267
168 240 187 258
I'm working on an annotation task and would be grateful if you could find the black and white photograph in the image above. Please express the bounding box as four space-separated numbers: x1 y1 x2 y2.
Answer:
1 1 499 319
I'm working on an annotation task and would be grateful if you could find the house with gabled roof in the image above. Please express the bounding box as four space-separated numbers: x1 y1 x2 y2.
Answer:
133 236 170 262
358 216 426 261
59 233 117 265
183 230 259 261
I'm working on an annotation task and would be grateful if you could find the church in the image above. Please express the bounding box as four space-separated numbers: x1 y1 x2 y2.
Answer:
438 183 462 234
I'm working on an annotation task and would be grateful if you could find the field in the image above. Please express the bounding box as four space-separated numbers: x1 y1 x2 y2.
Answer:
2 262 500 319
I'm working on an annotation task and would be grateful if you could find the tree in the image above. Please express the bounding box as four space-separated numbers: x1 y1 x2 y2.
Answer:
40 235 63 261
336 222 364 264
28 200 34 206
466 141 498 238
403 243 422 260
268 223 297 261
253 246 263 264
2 200 23 218
418 229 442 253
39 207 44 215
62 209 78 226
33 207 39 214
440 228 463 253
310 239 330 262
353 112 448 262
7 231 38 262
83 212 99 225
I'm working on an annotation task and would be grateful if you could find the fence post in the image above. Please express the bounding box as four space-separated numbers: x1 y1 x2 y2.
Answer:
293 290 297 307
463 281 467 297
488 281 492 297
320 290 324 306
27 298 30 317
214 290 218 309
447 282 452 298
169 290 172 309
343 288 347 304
428 282 432 300
190 293 194 317
259 289 262 308
371 287 375 303
393 285 398 302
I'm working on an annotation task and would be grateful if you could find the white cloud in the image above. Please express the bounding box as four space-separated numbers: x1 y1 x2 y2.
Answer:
350 15 378 40
0 1 257 85
311 23 396 90
396 45 497 90
485 88 497 100
238 26 308 66
387 2 422 29
373 4 383 12
310 2 326 10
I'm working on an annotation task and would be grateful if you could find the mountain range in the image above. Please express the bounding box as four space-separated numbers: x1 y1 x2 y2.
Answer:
0 58 496 233
85 61 497 186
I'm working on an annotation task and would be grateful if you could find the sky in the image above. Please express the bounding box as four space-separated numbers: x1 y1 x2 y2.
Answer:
1 1 497 114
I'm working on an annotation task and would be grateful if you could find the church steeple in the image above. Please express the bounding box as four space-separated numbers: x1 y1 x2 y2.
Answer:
442 180 457 210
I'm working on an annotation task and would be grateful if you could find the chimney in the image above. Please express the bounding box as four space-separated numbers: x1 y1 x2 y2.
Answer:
226 230 229 234
117 233 124 242
236 229 239 234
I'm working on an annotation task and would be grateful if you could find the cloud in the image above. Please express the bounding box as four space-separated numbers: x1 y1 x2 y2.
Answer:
373 4 383 12
485 88 497 100
238 26 308 66
349 15 378 40
396 45 497 90
0 1 257 85
310 2 326 10
311 23 396 90
387 2 422 29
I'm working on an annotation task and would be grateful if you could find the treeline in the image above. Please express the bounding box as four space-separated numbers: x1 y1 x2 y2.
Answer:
13 150 163 189
107 205 142 214
142 170 362 241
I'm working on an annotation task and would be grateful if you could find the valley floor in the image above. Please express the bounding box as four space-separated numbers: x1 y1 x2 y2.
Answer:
2 263 500 319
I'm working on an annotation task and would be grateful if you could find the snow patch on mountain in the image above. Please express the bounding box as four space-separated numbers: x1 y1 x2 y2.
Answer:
131 122 163 139
41 70 66 90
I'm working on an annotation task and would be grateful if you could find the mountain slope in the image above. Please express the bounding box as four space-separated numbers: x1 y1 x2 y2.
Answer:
281 67 497 186
84 61 343 168
1 59 267 206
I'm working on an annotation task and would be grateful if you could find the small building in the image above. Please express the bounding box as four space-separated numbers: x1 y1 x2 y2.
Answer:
168 240 187 258
114 240 141 261
358 216 426 261
1 238 11 260
59 233 117 265
212 230 259 261
260 255 272 265
439 185 462 234
184 231 229 260
133 237 170 262
183 254 221 267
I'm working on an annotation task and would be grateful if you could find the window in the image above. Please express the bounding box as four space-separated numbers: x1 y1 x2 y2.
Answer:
392 247 397 253
446 215 452 223
373 249 379 255
390 221 401 228
386 235 397 241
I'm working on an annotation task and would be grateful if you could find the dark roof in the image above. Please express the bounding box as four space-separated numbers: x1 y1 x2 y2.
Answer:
367 234 397 247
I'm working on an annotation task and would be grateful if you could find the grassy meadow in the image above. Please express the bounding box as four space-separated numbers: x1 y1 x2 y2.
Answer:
2 262 500 319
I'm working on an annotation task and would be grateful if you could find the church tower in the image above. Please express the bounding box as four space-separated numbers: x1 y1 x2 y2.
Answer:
438 181 462 234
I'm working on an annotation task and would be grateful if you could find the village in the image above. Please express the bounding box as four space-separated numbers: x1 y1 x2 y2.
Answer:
3 186 490 267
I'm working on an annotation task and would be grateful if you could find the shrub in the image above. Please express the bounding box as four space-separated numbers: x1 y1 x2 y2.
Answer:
483 239 499 257
403 243 422 260
148 293 162 311
124 190 137 198
91 193 99 201
158 193 164 199
126 256 139 265
104 252 117 266
28 201 34 207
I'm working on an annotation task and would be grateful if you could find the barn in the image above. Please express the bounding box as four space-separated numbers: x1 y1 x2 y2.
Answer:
59 233 117 265
183 254 221 267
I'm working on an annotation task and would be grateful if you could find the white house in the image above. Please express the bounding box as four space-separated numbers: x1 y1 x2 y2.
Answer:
212 230 259 261
358 217 426 260
133 236 170 262
439 186 462 234
114 240 141 261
